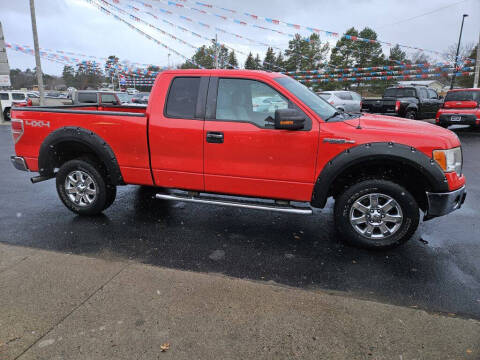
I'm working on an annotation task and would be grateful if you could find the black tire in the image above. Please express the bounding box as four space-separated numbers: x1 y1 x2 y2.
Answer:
56 159 110 215
405 110 416 120
3 108 11 121
334 179 419 249
103 183 117 210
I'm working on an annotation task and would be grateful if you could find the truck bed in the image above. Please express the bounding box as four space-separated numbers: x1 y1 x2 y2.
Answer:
11 104 151 185
361 98 397 114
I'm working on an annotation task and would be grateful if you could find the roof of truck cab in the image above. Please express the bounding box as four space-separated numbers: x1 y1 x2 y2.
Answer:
447 88 480 92
159 69 286 79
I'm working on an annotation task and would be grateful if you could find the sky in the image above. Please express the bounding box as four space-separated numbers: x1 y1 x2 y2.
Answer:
0 0 479 76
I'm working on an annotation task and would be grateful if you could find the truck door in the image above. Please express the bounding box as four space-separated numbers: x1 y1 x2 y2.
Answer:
427 89 442 118
148 75 209 191
203 77 318 201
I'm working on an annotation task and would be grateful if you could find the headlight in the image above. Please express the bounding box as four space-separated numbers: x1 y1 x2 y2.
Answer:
433 147 462 176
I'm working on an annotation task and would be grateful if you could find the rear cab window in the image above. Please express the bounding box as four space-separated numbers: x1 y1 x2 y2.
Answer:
445 91 480 102
12 93 25 100
77 92 98 103
165 77 201 119
0 93 9 100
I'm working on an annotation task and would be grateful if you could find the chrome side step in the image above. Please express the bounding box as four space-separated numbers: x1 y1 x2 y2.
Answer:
155 192 313 215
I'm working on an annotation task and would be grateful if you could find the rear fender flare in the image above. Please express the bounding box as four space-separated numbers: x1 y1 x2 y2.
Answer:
311 142 448 208
38 126 124 185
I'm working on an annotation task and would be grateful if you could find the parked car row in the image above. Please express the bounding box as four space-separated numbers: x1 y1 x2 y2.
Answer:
316 86 479 130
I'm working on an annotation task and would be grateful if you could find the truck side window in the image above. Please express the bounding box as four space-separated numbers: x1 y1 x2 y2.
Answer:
427 89 438 99
0 93 9 100
165 77 200 119
337 92 353 101
419 88 428 99
101 94 117 104
216 78 289 128
78 92 98 103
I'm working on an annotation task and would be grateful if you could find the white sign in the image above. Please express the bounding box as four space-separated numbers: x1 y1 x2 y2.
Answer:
0 74 10 87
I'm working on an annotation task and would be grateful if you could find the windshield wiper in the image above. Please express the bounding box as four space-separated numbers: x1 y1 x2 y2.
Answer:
324 111 344 122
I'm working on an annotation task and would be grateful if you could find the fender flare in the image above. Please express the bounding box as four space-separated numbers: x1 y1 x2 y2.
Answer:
38 126 124 185
311 142 449 208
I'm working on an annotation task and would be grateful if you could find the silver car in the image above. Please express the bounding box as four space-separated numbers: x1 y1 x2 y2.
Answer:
318 91 362 113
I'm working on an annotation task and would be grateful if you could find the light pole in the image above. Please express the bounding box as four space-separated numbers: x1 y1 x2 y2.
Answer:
450 14 468 90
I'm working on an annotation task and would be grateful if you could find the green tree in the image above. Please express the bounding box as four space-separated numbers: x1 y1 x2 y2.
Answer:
389 44 407 63
104 55 119 77
62 65 76 88
217 45 229 69
227 50 238 69
275 51 285 70
263 47 276 71
254 54 262 69
284 34 308 72
329 27 359 70
354 27 384 68
245 52 257 69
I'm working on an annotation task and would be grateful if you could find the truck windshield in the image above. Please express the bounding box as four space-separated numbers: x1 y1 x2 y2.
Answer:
274 76 337 121
445 91 480 102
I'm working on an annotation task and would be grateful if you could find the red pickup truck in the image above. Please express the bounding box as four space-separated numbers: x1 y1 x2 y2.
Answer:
10 69 466 249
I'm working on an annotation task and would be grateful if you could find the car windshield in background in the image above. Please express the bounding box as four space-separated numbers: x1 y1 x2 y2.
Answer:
275 77 337 120
445 91 480 102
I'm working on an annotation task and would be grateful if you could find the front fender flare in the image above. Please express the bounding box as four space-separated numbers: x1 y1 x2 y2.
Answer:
311 142 448 208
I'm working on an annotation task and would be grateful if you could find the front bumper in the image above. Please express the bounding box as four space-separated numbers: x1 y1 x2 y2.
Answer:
10 156 29 171
424 185 466 220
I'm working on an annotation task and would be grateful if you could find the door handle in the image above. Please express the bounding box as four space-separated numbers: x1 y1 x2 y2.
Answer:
206 131 224 143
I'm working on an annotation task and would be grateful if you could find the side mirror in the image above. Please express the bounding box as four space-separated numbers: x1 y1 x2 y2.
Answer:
274 109 305 130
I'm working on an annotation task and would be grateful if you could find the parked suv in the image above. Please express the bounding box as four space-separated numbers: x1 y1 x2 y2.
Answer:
362 85 443 119
0 91 30 120
436 88 480 129
318 91 362 113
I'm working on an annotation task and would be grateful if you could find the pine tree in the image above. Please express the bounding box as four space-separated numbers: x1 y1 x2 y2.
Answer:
354 27 384 68
62 65 76 88
329 27 359 70
263 47 276 71
218 45 229 69
285 34 308 72
245 52 256 69
254 54 262 69
227 50 238 69
389 44 407 63
275 51 285 70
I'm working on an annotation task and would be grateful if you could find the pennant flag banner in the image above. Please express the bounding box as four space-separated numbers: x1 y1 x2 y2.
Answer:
84 0 203 68
298 71 475 83
146 0 475 61
290 67 475 80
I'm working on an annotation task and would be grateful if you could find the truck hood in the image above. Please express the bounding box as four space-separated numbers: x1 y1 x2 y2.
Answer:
344 114 461 149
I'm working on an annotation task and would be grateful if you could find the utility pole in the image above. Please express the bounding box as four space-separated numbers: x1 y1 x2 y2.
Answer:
29 0 45 105
168 53 171 69
474 31 480 88
450 14 468 90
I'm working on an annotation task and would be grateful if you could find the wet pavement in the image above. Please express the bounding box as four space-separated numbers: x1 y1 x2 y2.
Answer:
1 124 479 319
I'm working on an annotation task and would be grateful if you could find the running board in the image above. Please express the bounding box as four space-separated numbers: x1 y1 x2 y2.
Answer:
155 193 313 215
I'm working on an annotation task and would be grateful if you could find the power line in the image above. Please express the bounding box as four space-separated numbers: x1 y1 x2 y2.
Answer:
376 0 470 29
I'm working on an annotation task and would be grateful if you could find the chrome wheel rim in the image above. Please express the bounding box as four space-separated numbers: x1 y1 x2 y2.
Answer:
64 170 97 207
349 193 403 239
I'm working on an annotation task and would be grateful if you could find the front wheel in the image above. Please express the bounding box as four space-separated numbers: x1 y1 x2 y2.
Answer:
56 159 113 215
334 180 419 249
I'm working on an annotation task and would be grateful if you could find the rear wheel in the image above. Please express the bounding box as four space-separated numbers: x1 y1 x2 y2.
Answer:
3 108 11 121
56 159 115 215
334 179 419 249
405 110 416 120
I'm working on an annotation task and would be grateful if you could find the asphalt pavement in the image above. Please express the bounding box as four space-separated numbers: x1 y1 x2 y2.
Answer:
0 123 479 320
